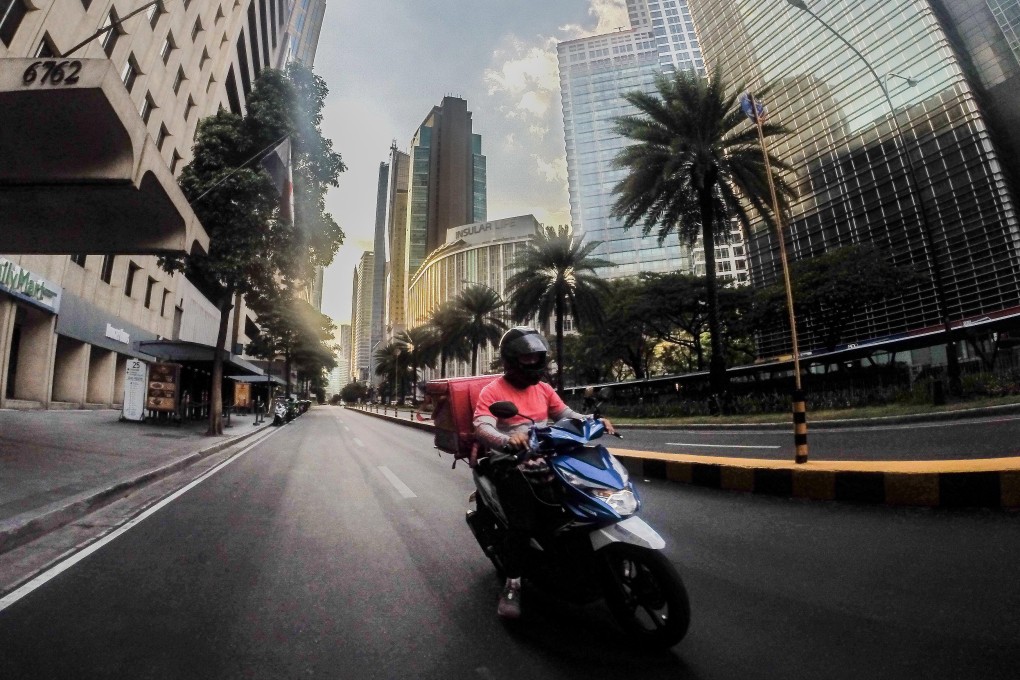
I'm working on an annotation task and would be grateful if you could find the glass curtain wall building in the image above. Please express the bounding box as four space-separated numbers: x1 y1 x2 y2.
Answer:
688 0 1020 360
557 0 748 282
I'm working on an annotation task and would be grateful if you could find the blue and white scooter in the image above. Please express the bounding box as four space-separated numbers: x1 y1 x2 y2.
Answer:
466 399 690 648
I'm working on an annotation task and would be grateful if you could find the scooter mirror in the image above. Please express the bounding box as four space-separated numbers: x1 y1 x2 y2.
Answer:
489 401 519 419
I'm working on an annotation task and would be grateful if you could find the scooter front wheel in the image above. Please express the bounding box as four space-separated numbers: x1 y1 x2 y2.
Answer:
601 543 690 649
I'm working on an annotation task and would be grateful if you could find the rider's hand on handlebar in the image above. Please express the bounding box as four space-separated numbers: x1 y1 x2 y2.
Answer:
505 431 531 451
600 417 617 436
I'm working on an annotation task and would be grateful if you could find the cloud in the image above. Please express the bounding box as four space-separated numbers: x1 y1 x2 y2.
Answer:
560 0 629 39
483 39 559 123
533 154 567 183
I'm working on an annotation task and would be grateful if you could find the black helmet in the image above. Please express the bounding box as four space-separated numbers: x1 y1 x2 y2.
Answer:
499 326 550 388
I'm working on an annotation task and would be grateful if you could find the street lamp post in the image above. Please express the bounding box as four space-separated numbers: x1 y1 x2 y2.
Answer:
393 347 402 406
785 0 960 395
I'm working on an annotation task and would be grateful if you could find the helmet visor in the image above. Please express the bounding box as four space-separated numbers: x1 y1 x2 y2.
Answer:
504 332 549 357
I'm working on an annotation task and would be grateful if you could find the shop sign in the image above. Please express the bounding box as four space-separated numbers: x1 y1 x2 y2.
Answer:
234 382 251 408
147 363 182 413
122 359 148 422
105 323 130 344
0 257 62 313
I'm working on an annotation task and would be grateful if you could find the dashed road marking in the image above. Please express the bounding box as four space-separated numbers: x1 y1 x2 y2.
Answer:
378 466 417 498
666 442 781 449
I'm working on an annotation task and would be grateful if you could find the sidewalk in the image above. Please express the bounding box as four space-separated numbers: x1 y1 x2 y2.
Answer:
0 408 271 554
348 405 1020 509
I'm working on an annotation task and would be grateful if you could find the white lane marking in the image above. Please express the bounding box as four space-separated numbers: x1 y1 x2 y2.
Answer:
0 427 282 612
353 437 364 447
666 442 781 449
378 466 417 498
344 426 350 432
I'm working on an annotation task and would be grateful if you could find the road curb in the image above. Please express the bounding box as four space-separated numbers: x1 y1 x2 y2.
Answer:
0 423 273 555
347 406 1020 509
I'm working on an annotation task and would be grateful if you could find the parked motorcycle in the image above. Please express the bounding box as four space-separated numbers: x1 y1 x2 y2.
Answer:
466 400 690 648
272 398 289 426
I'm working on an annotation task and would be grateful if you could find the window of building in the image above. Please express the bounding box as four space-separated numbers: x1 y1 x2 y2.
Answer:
35 34 57 57
0 0 29 48
101 9 122 57
100 255 116 284
124 261 140 297
170 149 182 174
191 17 202 42
140 92 156 123
121 55 140 92
156 124 169 150
79 0 91 9
160 289 172 317
185 95 196 119
161 33 176 65
200 47 210 70
173 66 185 94
215 5 225 23
144 277 157 308
146 1 164 29
70 253 87 267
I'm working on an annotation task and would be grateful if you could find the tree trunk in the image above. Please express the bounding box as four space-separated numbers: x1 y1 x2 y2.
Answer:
699 177 727 400
471 343 478 376
208 294 233 436
555 294 565 391
284 350 292 397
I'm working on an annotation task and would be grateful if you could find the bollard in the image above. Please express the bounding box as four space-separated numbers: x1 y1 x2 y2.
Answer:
792 389 808 464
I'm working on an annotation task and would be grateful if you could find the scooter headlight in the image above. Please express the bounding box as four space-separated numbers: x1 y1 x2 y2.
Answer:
559 469 638 516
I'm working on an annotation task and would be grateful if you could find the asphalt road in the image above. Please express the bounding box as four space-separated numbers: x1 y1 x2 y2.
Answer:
1 408 1017 679
618 413 1020 460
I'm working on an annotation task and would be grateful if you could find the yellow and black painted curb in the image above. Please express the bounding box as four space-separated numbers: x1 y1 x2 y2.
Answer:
613 451 1020 509
347 407 1020 509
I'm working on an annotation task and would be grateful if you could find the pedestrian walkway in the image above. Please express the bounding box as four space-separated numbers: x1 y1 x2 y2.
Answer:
0 408 271 554
347 405 1020 509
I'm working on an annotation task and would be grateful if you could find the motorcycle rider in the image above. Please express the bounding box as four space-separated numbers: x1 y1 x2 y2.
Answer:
473 326 615 620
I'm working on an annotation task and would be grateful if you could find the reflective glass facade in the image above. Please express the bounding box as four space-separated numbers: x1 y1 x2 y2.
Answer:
689 0 1020 358
557 0 747 282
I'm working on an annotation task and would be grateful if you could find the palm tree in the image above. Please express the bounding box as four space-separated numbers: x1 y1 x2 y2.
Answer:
394 325 439 404
453 284 508 375
427 302 471 378
373 342 405 403
506 225 613 391
611 68 793 397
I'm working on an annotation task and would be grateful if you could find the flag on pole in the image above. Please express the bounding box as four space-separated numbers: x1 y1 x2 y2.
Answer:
259 137 293 225
740 92 767 124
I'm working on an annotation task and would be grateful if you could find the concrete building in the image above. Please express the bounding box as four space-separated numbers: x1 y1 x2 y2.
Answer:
407 215 541 378
557 0 749 282
349 252 374 383
384 143 411 336
688 0 1020 361
0 0 325 409
368 161 390 387
335 323 351 386
405 96 487 283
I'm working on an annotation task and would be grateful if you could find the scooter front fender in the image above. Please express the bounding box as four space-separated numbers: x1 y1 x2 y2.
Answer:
590 515 666 551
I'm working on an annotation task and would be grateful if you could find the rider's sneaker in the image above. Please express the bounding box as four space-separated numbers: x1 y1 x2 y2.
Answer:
497 579 522 620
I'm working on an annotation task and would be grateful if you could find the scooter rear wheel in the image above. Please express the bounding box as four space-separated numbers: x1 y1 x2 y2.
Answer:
601 543 690 649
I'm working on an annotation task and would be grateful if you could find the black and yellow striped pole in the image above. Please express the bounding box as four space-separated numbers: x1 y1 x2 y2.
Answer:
746 92 808 464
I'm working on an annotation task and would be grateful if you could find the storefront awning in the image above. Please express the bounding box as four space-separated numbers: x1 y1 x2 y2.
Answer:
0 58 209 256
137 340 264 377
230 374 287 386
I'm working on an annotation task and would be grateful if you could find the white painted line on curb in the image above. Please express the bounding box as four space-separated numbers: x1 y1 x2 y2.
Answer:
378 466 417 498
0 427 282 613
666 442 782 449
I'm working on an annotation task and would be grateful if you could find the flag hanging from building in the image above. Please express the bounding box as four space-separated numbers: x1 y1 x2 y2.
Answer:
740 92 767 124
259 137 293 225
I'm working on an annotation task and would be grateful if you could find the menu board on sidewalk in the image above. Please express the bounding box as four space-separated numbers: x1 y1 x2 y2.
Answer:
122 359 148 422
147 363 182 413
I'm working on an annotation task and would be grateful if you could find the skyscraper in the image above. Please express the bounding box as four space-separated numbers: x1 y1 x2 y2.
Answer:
688 0 1020 359
557 0 751 281
369 161 390 385
350 252 374 382
385 144 411 335
405 96 487 282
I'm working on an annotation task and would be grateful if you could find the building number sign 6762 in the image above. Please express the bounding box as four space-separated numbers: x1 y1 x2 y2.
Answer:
22 60 83 87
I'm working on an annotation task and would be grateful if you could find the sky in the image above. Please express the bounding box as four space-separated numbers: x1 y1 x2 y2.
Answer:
313 0 631 326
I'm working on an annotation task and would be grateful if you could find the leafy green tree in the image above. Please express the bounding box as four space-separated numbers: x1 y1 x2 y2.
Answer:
506 225 613 390
453 285 508 375
612 69 793 397
247 289 336 396
165 66 344 435
574 278 653 380
340 381 369 403
782 244 923 352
